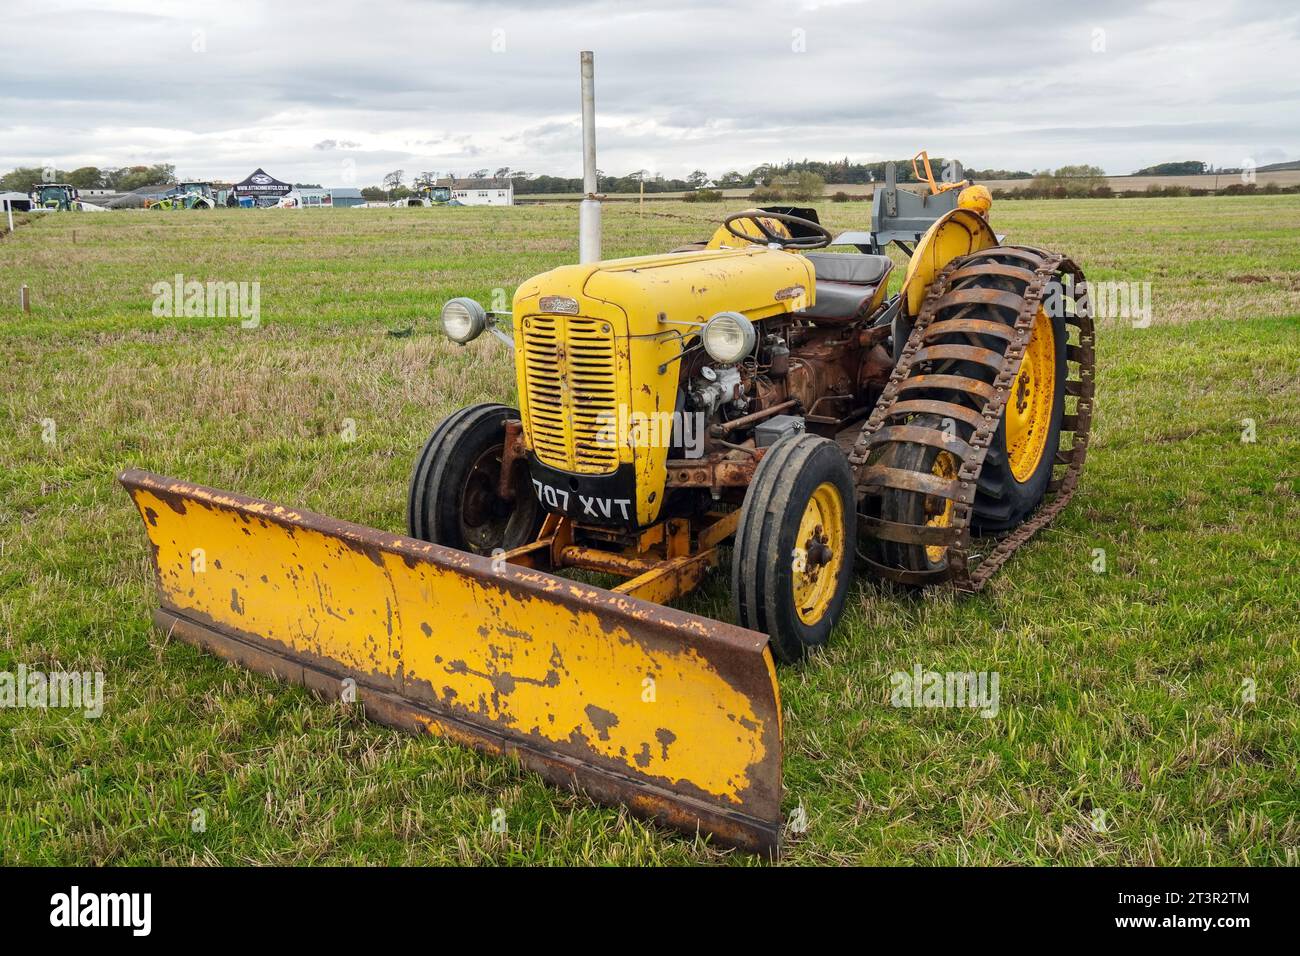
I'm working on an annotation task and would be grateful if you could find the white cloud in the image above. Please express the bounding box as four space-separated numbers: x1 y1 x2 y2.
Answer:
1 0 1297 185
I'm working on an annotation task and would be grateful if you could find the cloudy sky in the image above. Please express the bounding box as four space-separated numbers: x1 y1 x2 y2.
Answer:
4 0 1298 187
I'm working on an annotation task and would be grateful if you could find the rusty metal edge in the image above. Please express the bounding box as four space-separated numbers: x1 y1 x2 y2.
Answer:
156 607 781 856
121 467 784 854
119 468 771 658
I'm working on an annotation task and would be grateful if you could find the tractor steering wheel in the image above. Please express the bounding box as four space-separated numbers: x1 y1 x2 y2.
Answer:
723 209 833 250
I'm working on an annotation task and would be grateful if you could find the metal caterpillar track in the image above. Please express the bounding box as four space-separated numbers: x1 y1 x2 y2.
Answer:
850 245 1095 592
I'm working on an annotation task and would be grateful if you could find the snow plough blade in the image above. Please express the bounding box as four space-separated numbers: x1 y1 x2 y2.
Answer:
120 470 783 853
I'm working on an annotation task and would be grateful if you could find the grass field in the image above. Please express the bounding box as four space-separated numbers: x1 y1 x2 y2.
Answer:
2 197 1297 865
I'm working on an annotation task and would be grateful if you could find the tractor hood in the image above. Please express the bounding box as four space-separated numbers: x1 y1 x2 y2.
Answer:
513 246 815 336
510 246 815 528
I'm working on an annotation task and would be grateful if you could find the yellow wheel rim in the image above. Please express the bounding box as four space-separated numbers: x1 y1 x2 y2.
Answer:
1006 308 1056 482
792 481 845 625
925 450 958 564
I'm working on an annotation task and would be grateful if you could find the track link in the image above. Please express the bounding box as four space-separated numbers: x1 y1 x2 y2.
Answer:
850 245 1095 592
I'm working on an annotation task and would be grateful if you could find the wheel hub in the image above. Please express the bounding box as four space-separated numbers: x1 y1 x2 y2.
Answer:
461 448 516 550
1005 308 1056 483
792 484 845 625
924 450 959 564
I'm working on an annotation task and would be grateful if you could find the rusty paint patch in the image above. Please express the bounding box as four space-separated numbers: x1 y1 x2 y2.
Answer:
655 727 677 760
585 703 620 741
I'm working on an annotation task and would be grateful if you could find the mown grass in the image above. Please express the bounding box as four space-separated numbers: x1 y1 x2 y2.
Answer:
1 198 1297 865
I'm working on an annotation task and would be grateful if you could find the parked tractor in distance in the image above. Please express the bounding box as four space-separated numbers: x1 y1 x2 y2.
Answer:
148 181 217 210
422 184 452 204
30 183 82 211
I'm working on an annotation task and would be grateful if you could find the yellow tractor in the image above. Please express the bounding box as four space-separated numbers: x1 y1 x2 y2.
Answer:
121 167 1093 855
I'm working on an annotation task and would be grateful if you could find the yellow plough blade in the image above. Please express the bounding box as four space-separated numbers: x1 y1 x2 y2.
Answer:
120 470 783 853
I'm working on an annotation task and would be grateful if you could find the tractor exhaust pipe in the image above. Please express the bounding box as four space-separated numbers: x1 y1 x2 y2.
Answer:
579 50 601 263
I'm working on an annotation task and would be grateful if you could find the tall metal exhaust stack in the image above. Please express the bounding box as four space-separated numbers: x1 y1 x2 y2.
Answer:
578 50 601 263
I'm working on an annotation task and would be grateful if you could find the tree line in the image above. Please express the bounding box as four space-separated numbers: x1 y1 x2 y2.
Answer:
0 164 176 193
363 158 1241 199
3 157 1265 202
364 158 1032 197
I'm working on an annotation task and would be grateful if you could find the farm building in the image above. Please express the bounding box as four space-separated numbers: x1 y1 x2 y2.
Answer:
436 177 514 206
328 187 365 207
1 191 34 213
277 187 366 208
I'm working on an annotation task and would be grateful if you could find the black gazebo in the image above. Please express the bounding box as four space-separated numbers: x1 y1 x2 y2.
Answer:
232 168 291 204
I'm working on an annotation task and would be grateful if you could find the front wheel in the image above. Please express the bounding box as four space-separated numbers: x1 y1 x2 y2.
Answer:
407 403 542 555
732 435 856 663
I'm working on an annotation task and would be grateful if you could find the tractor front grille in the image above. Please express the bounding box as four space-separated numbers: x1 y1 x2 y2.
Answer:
522 314 620 474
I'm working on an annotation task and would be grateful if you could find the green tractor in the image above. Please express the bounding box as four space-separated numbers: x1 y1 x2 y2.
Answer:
149 181 217 210
417 183 452 205
31 183 81 211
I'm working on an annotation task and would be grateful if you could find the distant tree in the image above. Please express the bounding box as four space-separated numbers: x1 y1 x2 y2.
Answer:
360 186 387 201
1134 161 1206 176
717 170 744 188
1028 170 1057 194
1 166 48 191
1054 164 1107 180
66 166 103 189
104 164 175 191
415 171 438 188
786 171 826 200
514 174 581 194
494 166 511 179
1051 164 1107 196
687 169 709 188
966 167 1034 180
382 169 404 197
469 168 489 179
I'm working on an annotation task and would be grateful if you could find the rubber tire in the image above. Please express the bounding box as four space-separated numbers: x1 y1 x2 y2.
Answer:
732 435 856 664
970 308 1067 533
407 403 542 554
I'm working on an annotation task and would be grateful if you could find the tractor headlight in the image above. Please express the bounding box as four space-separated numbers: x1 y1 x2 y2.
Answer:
441 297 488 343
701 311 757 364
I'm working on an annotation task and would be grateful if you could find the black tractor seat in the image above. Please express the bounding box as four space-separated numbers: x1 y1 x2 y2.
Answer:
800 252 894 321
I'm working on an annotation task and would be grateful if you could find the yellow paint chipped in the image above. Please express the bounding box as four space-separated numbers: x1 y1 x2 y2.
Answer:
128 484 774 804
